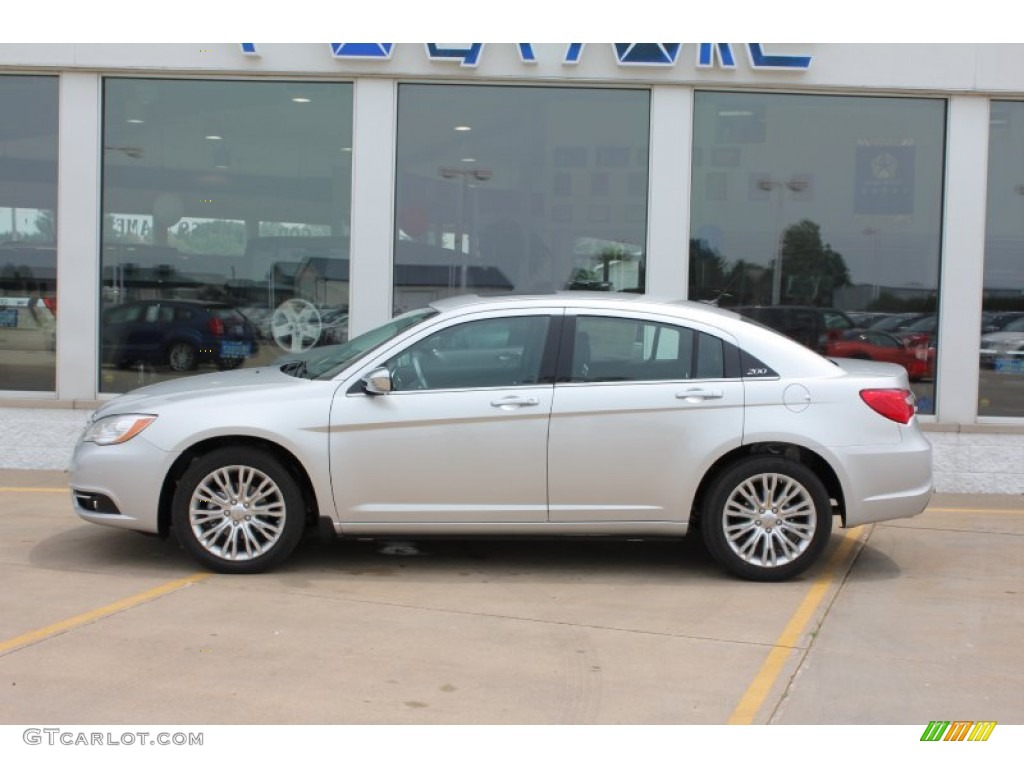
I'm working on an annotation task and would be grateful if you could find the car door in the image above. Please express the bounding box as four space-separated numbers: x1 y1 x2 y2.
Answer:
329 310 560 525
548 311 745 523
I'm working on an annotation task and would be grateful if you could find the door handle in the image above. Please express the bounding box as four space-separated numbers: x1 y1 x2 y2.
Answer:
490 395 540 409
676 388 724 401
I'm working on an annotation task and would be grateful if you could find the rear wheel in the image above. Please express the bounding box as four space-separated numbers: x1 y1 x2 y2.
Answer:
172 447 306 573
167 341 197 371
701 456 832 581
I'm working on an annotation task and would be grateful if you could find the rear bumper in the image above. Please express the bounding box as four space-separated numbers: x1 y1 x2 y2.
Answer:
833 428 934 527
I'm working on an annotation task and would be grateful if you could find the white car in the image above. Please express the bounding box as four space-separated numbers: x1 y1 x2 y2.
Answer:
71 293 933 581
979 315 1024 371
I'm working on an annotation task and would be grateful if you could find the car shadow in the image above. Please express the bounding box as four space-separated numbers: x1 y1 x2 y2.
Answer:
29 522 901 585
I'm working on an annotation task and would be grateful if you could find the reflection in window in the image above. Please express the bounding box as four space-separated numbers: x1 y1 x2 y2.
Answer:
394 85 649 313
571 316 725 382
387 315 550 391
980 101 1024 418
0 76 59 392
690 92 946 413
100 79 353 392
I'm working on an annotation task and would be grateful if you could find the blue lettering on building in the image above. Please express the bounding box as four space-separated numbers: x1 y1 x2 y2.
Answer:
697 44 737 69
239 43 811 70
746 43 812 70
425 43 485 67
330 43 394 59
614 44 682 66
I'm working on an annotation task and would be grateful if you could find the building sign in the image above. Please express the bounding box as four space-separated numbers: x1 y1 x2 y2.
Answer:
240 43 812 71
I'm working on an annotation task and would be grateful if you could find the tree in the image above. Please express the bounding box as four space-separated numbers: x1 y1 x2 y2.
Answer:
776 219 851 306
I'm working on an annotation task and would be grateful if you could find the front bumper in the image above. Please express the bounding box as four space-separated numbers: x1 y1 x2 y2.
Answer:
70 436 177 533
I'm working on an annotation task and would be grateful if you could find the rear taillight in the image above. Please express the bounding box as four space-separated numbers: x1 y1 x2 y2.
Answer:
208 317 224 336
42 296 58 315
860 388 916 424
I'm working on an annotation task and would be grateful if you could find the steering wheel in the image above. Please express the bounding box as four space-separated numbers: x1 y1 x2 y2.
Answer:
411 351 429 389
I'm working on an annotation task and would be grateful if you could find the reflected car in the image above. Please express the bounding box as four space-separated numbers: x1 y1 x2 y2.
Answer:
71 294 932 582
731 305 859 353
866 312 926 334
980 315 1024 371
894 313 937 347
101 299 257 372
826 329 934 381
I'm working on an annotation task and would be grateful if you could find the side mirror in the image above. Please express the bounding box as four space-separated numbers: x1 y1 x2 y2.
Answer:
362 367 392 396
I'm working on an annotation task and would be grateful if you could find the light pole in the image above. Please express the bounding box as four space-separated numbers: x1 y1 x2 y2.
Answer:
439 167 493 289
758 177 807 305
863 226 882 301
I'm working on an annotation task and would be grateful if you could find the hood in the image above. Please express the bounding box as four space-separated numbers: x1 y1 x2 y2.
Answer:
981 331 1024 345
94 365 307 417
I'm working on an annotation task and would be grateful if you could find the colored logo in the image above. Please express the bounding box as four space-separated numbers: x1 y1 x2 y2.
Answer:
921 721 997 742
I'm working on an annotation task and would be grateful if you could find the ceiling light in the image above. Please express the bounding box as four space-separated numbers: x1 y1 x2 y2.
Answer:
461 157 476 163
205 135 223 141
291 97 311 103
126 118 145 125
454 125 472 132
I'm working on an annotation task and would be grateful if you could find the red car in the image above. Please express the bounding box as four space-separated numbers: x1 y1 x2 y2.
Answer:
826 329 933 381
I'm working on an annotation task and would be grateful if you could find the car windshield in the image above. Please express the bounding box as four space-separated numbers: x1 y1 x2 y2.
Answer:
281 308 438 380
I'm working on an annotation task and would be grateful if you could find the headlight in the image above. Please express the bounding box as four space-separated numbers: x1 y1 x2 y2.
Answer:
82 414 157 445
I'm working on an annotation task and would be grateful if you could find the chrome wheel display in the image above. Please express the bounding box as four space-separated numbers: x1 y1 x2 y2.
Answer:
271 299 322 352
188 465 286 561
721 472 816 568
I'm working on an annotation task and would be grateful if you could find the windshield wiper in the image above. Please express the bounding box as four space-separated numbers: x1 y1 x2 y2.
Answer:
280 360 308 378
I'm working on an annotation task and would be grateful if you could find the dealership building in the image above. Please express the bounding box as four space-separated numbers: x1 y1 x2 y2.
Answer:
0 43 1022 492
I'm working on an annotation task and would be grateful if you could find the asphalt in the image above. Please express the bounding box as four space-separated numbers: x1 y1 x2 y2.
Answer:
0 469 1021 726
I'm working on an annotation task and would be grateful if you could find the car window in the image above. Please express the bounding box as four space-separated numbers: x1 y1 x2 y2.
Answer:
569 316 727 382
105 305 142 324
823 311 854 329
386 315 551 391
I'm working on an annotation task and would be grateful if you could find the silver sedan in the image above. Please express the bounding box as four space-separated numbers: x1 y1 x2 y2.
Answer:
71 294 933 581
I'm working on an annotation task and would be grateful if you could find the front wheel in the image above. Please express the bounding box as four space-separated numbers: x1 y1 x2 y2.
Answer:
172 447 307 573
701 456 833 581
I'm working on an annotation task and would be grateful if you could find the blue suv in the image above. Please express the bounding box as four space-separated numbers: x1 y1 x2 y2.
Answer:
102 299 257 372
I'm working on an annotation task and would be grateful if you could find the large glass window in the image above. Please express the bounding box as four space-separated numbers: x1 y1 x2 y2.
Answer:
100 79 353 392
393 85 650 313
690 92 946 413
0 75 58 392
979 101 1024 418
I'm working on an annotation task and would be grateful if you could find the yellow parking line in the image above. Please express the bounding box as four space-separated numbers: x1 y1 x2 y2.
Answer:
0 487 69 493
0 573 210 656
728 527 867 725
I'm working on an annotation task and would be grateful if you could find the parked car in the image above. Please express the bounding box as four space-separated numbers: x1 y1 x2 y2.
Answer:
865 312 926 334
101 299 257 372
72 294 932 581
731 305 859 353
980 315 1024 370
825 329 934 381
893 313 937 347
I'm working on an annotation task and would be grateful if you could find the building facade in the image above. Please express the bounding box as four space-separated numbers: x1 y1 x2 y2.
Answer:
1 43 1022 490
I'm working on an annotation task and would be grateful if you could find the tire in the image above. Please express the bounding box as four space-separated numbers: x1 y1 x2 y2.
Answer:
167 341 197 372
216 356 245 371
701 456 832 581
172 447 307 574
